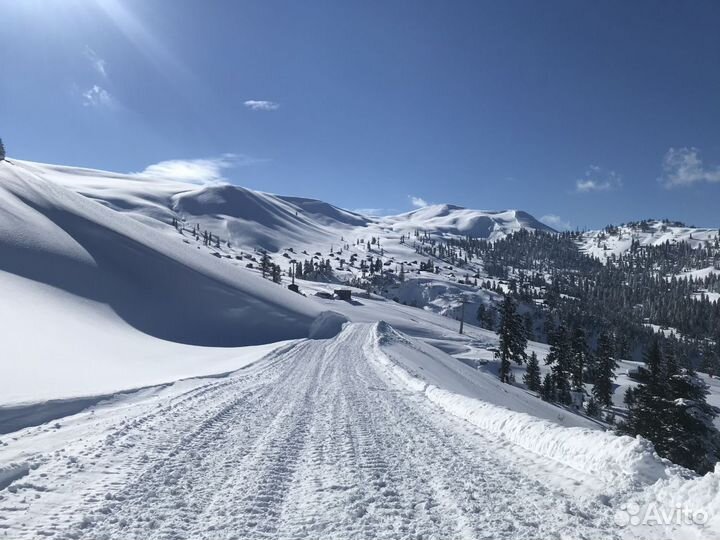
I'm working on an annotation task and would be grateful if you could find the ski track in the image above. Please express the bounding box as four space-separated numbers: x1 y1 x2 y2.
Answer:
0 324 621 539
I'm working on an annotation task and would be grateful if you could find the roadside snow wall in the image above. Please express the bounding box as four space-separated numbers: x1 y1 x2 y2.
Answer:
367 320 675 491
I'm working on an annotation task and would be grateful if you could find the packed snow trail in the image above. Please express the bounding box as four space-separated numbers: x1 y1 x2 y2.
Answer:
2 324 627 539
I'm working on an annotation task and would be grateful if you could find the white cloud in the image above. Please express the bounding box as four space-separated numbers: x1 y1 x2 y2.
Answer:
84 46 107 77
82 85 113 107
409 196 428 208
134 153 265 184
353 207 396 216
659 147 720 188
353 208 383 216
540 214 571 231
575 165 622 193
244 100 280 111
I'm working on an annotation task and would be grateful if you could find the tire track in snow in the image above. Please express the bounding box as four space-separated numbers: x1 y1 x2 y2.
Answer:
1 325 623 539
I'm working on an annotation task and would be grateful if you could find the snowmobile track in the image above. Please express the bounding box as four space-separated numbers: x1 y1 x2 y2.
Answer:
0 324 622 539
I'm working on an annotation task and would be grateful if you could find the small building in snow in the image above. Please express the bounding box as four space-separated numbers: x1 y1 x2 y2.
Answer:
334 289 352 301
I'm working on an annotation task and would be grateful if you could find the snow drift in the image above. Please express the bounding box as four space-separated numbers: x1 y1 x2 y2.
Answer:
308 311 350 339
368 321 720 537
368 321 675 490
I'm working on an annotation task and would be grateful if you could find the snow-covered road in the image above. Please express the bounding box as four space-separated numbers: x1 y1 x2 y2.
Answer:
1 324 635 539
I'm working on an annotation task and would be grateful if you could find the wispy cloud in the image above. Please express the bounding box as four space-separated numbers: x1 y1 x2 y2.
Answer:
134 153 265 184
353 207 396 216
244 100 280 111
575 165 622 193
84 46 107 78
659 147 720 188
540 214 571 231
409 196 428 208
82 85 114 107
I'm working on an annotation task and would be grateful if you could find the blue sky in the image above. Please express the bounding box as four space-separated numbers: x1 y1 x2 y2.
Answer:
2 0 720 229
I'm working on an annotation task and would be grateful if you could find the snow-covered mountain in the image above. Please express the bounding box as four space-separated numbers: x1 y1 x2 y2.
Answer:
0 159 551 406
2 158 719 539
579 219 719 262
18 160 552 249
382 204 555 239
2 159 554 331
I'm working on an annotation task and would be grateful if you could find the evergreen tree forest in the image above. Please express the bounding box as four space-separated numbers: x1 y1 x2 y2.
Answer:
416 226 720 373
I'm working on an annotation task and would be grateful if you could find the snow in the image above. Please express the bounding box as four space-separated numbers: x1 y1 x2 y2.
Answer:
381 204 555 240
0 159 552 415
1 158 719 539
0 321 716 539
694 291 720 303
0 160 323 408
0 323 632 538
0 462 30 491
676 266 720 281
369 321 673 490
308 310 349 339
579 221 719 263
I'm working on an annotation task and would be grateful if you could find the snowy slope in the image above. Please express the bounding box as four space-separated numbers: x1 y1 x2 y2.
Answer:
579 219 720 262
8 159 555 325
0 160 552 409
381 204 554 240
0 160 328 405
17 161 551 248
2 158 720 539
0 160 323 347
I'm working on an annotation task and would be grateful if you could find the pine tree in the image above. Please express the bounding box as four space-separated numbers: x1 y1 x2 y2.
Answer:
619 339 667 448
477 304 495 330
260 251 271 278
495 295 527 383
545 325 572 404
0 138 5 161
523 351 541 392
620 339 720 473
523 313 534 341
570 326 588 391
700 340 719 376
585 396 600 418
592 330 618 408
664 365 720 473
540 373 555 401
271 264 281 283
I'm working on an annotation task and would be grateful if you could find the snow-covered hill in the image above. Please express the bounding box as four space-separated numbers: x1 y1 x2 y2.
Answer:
579 219 719 262
382 204 554 239
0 159 552 407
2 158 720 539
4 159 555 330
16 160 552 247
0 160 329 405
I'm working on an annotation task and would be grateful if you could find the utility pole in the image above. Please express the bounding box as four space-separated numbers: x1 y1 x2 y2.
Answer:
458 297 467 334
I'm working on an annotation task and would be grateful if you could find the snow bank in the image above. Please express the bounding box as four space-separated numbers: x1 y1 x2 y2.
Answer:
369 320 720 536
368 321 674 491
309 311 349 339
0 462 30 490
423 387 671 488
636 464 720 537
